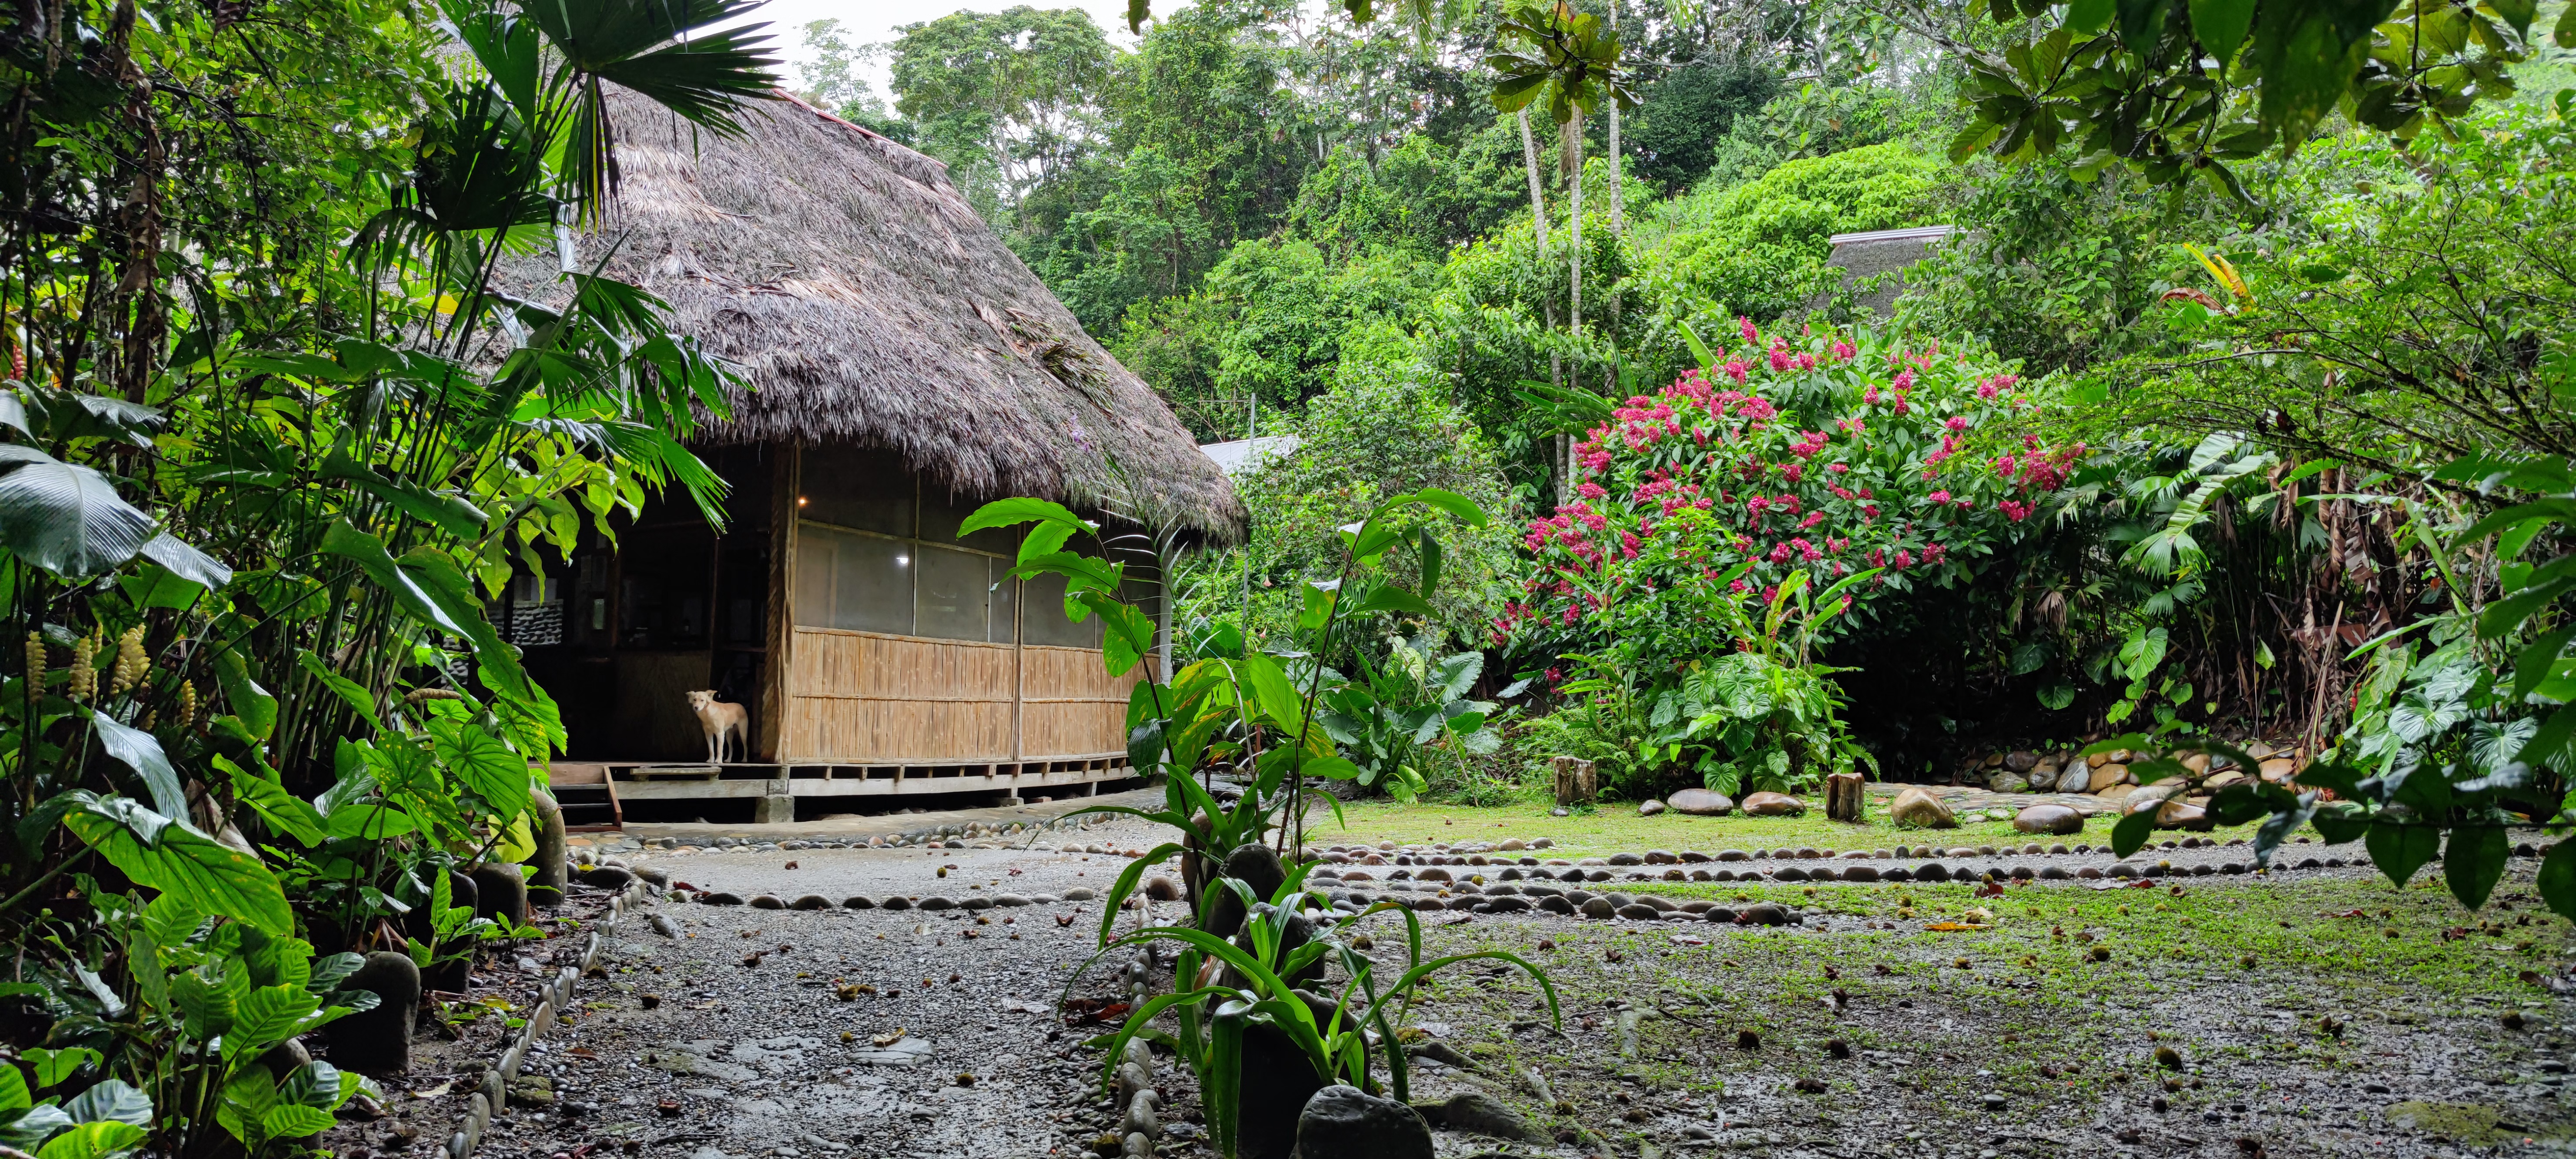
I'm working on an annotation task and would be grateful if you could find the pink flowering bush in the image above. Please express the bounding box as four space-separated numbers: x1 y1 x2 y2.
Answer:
1499 320 2085 674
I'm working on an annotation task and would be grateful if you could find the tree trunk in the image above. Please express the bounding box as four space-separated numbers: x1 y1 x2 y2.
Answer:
1565 114 1584 335
1519 108 1571 509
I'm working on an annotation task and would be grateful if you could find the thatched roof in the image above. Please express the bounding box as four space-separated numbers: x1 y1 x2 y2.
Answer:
542 89 1242 539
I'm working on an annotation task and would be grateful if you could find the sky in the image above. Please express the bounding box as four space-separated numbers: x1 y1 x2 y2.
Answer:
735 0 1145 103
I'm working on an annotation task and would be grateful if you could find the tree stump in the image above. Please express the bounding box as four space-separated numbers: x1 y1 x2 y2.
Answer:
1825 773 1865 822
1552 757 1597 807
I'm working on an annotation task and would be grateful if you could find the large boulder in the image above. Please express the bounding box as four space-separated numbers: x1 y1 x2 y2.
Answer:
1890 787 1957 828
1741 792 1807 817
1637 798 1667 817
1293 1085 1433 1159
2012 804 2084 836
325 951 421 1076
2003 750 2040 773
2087 763 2133 793
1668 788 1734 816
2053 764 2093 794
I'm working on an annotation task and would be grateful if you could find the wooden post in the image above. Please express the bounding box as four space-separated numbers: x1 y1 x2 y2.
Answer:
1825 772 1865 822
1553 757 1597 807
757 445 798 762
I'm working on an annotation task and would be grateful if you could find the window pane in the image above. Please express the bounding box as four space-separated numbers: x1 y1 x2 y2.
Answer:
919 487 1018 556
914 546 990 641
1021 569 1104 648
792 524 912 634
990 570 1018 644
799 449 914 536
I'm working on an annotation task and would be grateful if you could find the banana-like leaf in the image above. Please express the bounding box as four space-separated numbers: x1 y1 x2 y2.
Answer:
0 444 158 578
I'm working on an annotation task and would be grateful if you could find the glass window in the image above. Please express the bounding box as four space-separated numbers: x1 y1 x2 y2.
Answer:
1020 569 1104 648
793 524 913 634
989 568 1018 644
799 450 914 536
919 486 1019 556
914 546 991 641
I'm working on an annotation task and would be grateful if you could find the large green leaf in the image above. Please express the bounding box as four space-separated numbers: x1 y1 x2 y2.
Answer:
34 1121 145 1159
61 795 292 935
429 720 532 822
89 712 188 819
2364 820 2441 888
231 985 325 1048
0 445 158 579
2443 824 2509 910
257 1105 333 1139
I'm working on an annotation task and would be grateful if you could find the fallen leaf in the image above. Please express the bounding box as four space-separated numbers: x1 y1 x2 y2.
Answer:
1924 922 1990 932
411 1079 454 1099
871 1029 906 1047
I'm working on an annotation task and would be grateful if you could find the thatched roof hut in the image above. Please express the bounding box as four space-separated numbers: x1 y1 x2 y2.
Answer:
509 90 1233 813
566 88 1241 539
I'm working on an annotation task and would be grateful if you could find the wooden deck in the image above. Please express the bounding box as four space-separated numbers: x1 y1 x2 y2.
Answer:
547 753 1140 804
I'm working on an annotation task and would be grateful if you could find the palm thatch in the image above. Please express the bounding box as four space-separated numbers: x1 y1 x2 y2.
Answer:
540 89 1241 539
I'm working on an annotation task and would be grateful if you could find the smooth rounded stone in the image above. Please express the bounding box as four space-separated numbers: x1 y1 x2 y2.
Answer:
2076 867 2103 879
1667 787 1735 816
960 896 994 910
1635 894 1679 912
842 896 878 909
1416 867 1454 883
698 891 746 906
632 866 671 887
326 951 421 1076
2039 866 2072 881
2008 865 2035 879
1891 787 1957 828
1420 1091 1541 1142
1677 900 1717 914
2004 750 2040 773
1697 905 1737 923
2107 863 2139 879
2053 764 2093 793
2089 763 2134 792
2190 864 2215 877
1482 896 1532 914
1584 870 1613 882
2048 844 2071 855
1638 799 1667 817
879 896 914 910
1536 894 1575 915
995 894 1033 907
1882 868 1913 882
1615 904 1663 921
2220 862 2248 874
1606 852 1644 866
748 894 787 910
1914 863 1950 882
1715 849 1749 862
1644 850 1678 864
577 865 637 891
1736 903 1789 926
1741 792 1807 817
2013 804 2085 835
1989 771 2031 793
1773 867 1808 882
1062 887 1098 901
788 894 832 911
1579 898 1618 919
1297 1085 1433 1159
1411 897 1447 911
1807 867 1840 882
1498 838 1526 851
1841 865 1880 883
2156 800 2215 831
2125 780 2188 812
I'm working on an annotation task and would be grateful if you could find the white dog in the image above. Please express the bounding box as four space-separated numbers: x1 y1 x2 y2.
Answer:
685 690 748 764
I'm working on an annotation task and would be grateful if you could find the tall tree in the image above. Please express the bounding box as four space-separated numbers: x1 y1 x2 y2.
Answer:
884 6 1114 213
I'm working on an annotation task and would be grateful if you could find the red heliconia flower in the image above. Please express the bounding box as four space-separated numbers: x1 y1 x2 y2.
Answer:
1740 316 1759 344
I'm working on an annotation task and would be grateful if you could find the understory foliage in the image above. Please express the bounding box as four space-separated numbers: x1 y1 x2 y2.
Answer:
0 0 772 1152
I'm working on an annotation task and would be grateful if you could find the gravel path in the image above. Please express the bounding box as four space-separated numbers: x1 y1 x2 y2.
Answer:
415 812 2576 1159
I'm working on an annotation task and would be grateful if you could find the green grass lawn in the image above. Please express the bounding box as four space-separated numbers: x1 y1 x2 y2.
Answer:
1307 797 2275 857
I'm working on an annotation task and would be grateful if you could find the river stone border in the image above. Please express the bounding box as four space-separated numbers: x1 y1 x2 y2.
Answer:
443 876 656 1159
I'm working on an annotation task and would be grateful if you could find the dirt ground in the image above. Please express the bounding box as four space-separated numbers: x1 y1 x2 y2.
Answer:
345 807 2576 1159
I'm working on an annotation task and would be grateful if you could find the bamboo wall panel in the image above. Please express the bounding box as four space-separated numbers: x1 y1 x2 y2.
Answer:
790 628 1015 701
1018 644 1150 758
783 627 1012 761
